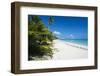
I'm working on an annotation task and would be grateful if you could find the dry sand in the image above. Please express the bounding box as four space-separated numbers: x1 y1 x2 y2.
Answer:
52 39 88 60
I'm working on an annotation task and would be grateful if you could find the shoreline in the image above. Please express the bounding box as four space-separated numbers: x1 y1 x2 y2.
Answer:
52 39 88 60
57 39 88 50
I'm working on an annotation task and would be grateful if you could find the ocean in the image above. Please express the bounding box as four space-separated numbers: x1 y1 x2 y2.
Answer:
61 39 88 46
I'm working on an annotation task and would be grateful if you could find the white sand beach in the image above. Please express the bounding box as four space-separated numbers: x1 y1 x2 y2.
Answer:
52 39 88 60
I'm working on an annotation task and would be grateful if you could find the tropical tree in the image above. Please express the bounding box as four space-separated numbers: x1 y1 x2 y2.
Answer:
48 16 54 25
28 15 54 60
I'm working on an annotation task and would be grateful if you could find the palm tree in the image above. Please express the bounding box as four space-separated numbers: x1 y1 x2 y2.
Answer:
48 16 54 29
28 15 54 60
48 16 54 25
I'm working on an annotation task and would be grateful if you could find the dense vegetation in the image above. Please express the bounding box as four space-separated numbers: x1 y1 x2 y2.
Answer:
28 15 55 60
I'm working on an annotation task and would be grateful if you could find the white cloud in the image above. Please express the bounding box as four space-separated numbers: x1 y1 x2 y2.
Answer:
53 31 61 35
70 34 74 39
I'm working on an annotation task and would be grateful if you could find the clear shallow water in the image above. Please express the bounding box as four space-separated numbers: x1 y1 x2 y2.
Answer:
61 39 88 46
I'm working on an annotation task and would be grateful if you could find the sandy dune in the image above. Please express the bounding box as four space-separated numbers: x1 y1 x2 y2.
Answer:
52 39 88 60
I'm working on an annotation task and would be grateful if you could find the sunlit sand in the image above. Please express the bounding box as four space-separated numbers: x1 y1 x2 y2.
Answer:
52 39 88 60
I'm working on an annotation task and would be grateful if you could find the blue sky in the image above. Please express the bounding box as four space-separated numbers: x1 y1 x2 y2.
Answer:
29 15 88 39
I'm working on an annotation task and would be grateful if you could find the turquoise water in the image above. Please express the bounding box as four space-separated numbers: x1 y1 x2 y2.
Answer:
61 39 88 46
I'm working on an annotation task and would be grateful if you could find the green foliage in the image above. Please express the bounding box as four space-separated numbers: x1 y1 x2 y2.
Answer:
28 16 54 60
48 16 54 25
